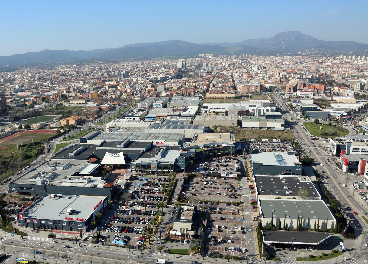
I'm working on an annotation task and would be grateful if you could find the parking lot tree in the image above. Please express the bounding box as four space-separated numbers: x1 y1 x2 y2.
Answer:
191 244 202 253
297 189 310 199
270 213 274 229
156 201 165 213
96 212 102 219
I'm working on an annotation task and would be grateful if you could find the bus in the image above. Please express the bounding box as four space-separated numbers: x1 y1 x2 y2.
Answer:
16 258 29 263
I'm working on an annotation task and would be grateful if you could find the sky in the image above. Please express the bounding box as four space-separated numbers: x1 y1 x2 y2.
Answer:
1 0 368 56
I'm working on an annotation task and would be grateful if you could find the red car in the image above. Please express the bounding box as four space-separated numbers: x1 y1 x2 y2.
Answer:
354 211 358 215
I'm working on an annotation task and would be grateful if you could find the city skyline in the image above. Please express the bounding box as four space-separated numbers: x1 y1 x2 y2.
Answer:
1 0 368 56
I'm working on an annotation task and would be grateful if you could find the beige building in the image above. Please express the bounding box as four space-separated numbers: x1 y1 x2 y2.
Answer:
242 116 284 130
172 206 195 234
60 116 82 126
334 97 356 104
193 133 235 147
205 93 236 99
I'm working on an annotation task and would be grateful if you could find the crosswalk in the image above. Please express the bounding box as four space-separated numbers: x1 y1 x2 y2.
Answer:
27 236 51 241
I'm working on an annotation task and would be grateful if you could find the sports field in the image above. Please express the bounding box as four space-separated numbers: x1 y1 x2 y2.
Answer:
0 131 55 148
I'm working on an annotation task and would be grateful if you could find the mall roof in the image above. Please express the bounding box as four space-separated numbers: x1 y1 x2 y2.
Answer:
23 195 106 221
94 132 184 144
260 199 335 221
251 152 300 166
255 175 320 198
101 152 126 165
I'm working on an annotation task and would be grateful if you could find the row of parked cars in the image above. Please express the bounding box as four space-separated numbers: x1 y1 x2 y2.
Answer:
107 225 146 234
116 209 158 216
120 201 157 208
112 216 152 225
133 188 162 195
136 180 167 188
131 193 164 202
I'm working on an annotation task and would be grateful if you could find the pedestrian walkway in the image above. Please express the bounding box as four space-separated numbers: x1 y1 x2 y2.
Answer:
27 236 51 242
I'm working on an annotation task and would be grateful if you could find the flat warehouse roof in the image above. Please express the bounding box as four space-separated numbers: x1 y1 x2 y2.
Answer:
260 199 335 221
24 195 106 221
54 144 97 160
94 132 184 142
251 152 300 166
255 175 319 198
263 230 332 245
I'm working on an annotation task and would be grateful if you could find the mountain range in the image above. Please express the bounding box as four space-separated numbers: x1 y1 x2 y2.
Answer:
1 31 368 67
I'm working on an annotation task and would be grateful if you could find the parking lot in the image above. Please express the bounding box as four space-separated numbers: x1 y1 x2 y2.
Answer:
194 157 242 178
249 141 294 153
101 174 170 248
177 158 253 258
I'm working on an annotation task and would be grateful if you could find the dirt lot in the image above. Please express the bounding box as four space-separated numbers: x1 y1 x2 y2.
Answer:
213 126 295 142
203 94 269 104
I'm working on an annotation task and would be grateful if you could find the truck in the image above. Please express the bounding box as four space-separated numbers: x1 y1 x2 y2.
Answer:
156 259 166 264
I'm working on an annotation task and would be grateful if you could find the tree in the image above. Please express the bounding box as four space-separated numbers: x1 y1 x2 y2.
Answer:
297 189 310 199
314 119 320 124
271 213 274 228
18 124 23 130
96 212 102 219
24 124 31 130
326 128 335 135
156 202 165 213
191 244 202 253
189 160 194 168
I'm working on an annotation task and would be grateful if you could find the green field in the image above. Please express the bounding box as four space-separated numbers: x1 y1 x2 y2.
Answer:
54 142 70 153
22 115 56 124
303 122 349 138
0 143 44 182
0 133 53 149
167 248 189 255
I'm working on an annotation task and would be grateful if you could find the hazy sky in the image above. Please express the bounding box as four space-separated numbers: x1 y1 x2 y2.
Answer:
1 0 367 56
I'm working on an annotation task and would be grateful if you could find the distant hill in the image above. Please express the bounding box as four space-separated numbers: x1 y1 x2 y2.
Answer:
94 40 229 60
0 41 261 67
1 32 368 67
0 49 115 66
213 31 368 55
